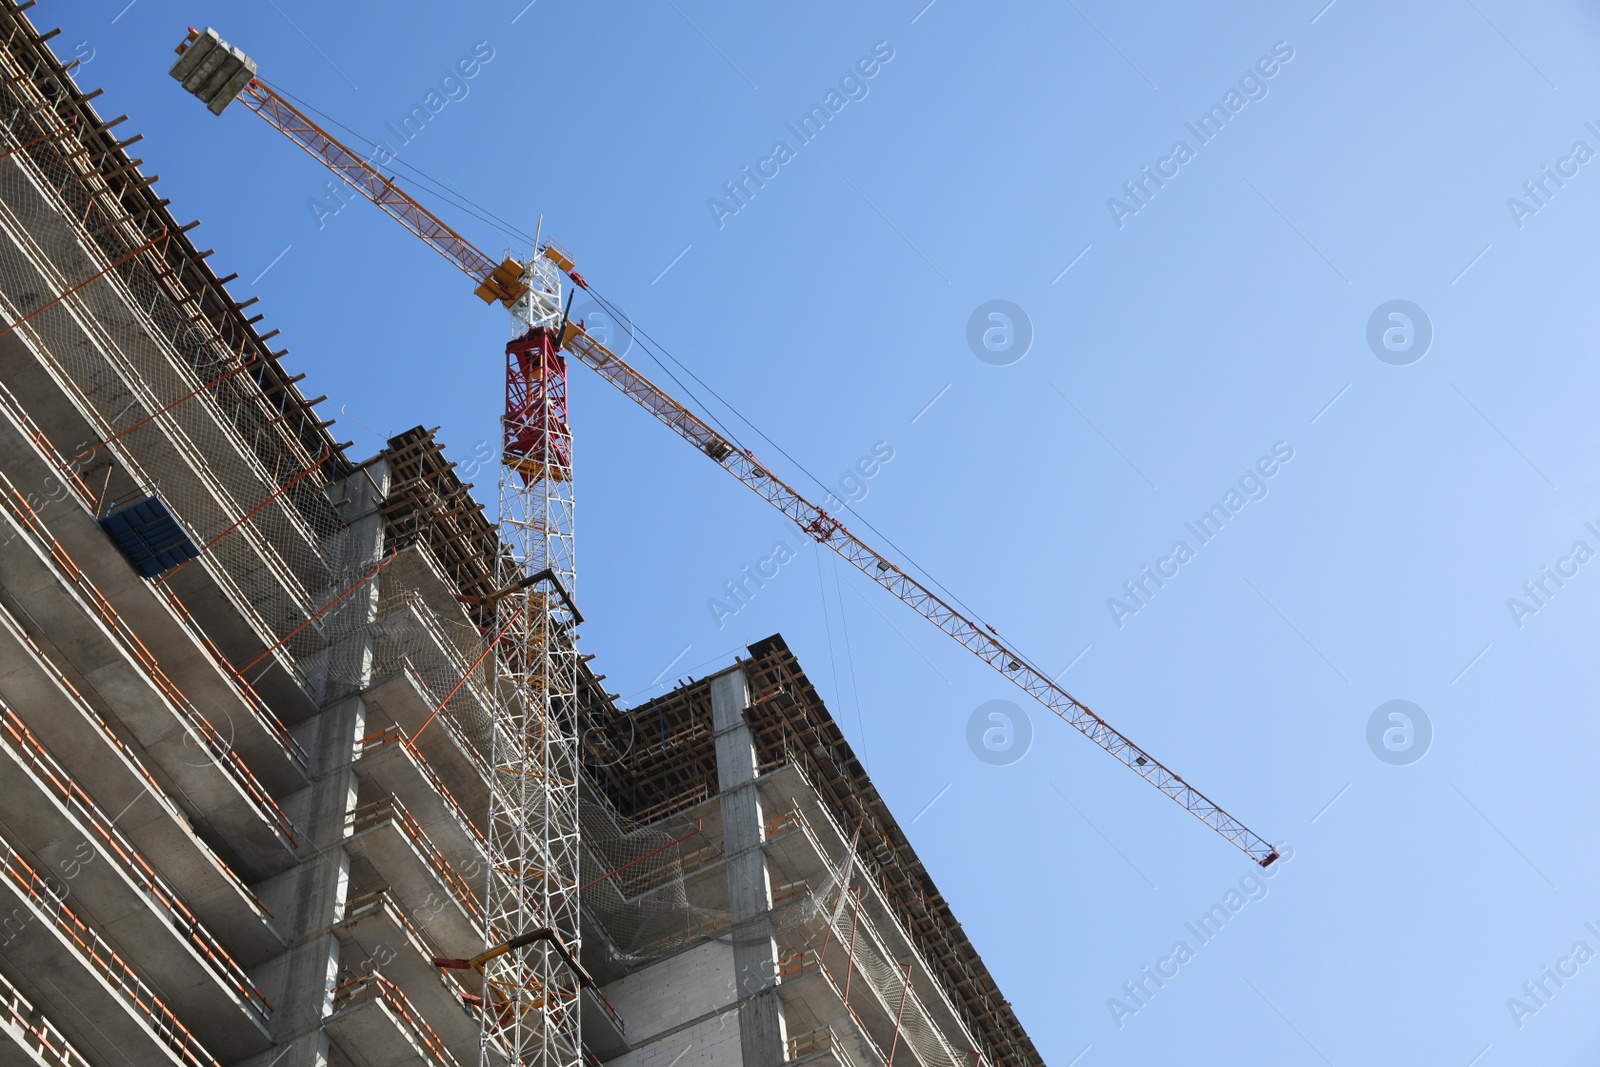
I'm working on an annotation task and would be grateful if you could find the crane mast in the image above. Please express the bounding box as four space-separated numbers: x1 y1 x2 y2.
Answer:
493 254 584 1067
168 32 1280 1063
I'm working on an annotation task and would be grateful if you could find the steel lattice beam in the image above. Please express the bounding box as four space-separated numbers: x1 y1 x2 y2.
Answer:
558 322 1278 867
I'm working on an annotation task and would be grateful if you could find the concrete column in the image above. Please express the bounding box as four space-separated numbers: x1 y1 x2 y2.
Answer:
710 666 787 1067
245 459 388 1067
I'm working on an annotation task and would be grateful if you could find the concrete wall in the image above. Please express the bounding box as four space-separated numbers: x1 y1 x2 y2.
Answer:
603 940 738 1041
607 1009 745 1067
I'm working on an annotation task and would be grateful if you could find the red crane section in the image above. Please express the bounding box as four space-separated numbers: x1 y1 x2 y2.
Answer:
505 329 571 486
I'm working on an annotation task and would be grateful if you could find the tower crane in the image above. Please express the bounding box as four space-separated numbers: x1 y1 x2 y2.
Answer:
169 21 1278 1065
171 29 580 1067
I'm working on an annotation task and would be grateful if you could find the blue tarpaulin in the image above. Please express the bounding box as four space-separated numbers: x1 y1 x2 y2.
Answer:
99 494 199 578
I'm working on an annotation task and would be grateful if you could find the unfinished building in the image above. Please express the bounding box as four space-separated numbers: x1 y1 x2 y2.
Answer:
0 4 1042 1067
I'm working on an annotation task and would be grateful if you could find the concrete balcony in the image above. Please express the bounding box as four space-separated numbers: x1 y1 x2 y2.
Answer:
378 547 484 664
762 766 989 1067
0 833 218 1067
335 890 490 1067
325 973 463 1067
579 984 627 1062
765 816 968 1067
364 668 490 826
0 704 273 1061
370 592 503 803
787 1026 869 1067
0 962 92 1067
162 557 322 726
345 796 481 961
776 955 891 1067
621 764 979 1067
785 893 948 1064
355 727 488 877
0 393 313 789
0 602 281 966
0 315 326 728
0 477 299 878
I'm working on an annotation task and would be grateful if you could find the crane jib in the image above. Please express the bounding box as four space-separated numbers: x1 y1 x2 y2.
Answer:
560 324 1279 867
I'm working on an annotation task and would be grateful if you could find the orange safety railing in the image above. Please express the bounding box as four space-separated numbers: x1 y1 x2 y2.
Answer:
779 947 823 982
1 400 311 734
772 879 811 909
347 750 560 946
628 782 711 825
0 467 299 848
0 384 311 777
607 839 719 900
374 593 503 737
401 663 494 783
347 795 482 924
799 833 978 1067
6 628 273 919
338 889 480 1016
0 962 93 1067
764 809 798 838
674 842 721 878
0 840 220 1067
343 887 454 966
357 726 489 857
809 955 889 1067
585 981 626 1032
156 585 309 771
0 378 96 509
331 972 461 1067
343 888 429 940
0 704 273 1022
788 1026 864 1067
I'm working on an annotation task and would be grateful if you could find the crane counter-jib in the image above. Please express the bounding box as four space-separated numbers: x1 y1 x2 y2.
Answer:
170 27 530 307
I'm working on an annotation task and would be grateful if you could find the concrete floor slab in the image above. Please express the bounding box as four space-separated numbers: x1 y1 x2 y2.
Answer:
0 716 273 1061
0 503 298 878
0 604 282 964
0 842 209 1067
0 402 310 795
345 803 481 960
325 978 461 1067
334 892 487 1065
364 670 490 825
355 730 487 876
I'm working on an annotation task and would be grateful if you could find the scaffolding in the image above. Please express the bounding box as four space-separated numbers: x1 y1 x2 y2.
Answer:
0 13 356 704
583 636 1044 1067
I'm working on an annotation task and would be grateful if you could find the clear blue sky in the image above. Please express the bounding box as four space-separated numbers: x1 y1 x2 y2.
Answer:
56 0 1600 1062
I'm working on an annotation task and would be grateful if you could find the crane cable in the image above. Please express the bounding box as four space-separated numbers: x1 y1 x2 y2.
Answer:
257 76 540 252
580 282 1065 685
259 81 765 461
257 78 1065 684
577 286 750 455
